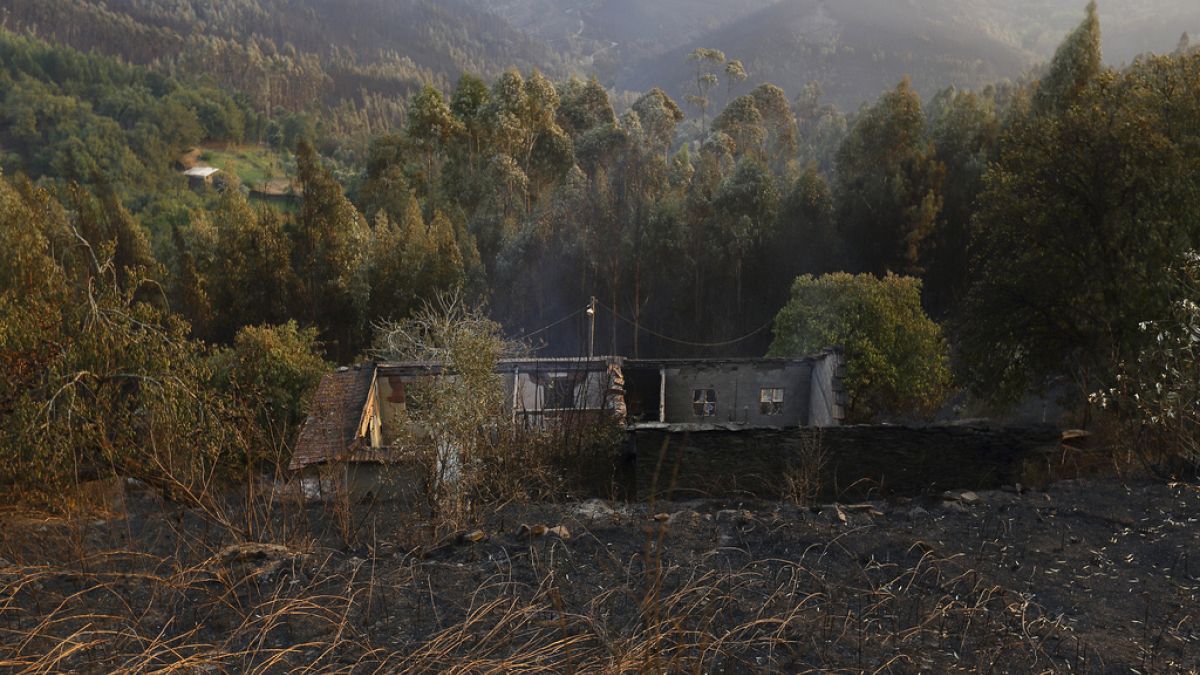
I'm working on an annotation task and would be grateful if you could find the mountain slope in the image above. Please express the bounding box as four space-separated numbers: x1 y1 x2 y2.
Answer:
621 0 1032 112
619 0 1200 110
0 0 564 110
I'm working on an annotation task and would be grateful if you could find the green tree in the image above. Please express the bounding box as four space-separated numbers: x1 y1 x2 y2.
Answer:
959 8 1200 407
834 78 944 276
293 140 371 360
209 321 327 460
1032 1 1101 117
713 157 779 315
406 84 460 201
770 273 951 422
686 48 725 132
922 87 999 315
207 190 295 342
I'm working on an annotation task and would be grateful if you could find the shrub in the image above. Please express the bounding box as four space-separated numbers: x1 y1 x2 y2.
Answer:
1094 252 1200 477
769 272 951 422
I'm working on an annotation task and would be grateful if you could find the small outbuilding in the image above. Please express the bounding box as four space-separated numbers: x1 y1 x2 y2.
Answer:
183 166 221 188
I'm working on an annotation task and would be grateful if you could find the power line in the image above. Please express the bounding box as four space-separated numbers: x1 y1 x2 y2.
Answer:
519 307 584 339
596 299 774 349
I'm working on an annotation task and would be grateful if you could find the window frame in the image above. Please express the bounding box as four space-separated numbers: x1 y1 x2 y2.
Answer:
541 374 578 411
759 387 785 416
692 388 717 417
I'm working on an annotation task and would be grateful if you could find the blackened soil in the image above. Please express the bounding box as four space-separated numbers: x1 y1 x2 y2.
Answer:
0 478 1197 672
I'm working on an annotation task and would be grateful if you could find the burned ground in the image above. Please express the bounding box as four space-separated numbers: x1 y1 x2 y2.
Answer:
0 478 1197 672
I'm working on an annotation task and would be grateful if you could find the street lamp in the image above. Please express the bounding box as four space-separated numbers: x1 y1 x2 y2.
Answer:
587 297 596 358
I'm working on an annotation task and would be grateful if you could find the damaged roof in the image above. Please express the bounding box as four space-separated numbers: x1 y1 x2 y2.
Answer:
289 365 375 471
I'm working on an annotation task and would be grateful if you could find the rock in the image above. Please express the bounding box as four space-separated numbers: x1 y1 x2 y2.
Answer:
716 509 754 524
517 524 547 537
575 499 617 520
652 513 671 522
668 510 700 526
843 503 885 517
942 500 969 513
212 542 306 584
463 530 487 543
942 490 982 504
517 524 569 539
834 505 848 524
907 506 930 520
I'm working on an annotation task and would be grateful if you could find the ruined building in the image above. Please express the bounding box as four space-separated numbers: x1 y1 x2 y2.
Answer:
289 351 845 499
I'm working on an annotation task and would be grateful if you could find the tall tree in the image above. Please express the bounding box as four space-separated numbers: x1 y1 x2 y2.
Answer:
1032 0 1101 117
834 79 944 276
922 87 999 315
686 48 725 133
293 140 371 360
959 12 1200 406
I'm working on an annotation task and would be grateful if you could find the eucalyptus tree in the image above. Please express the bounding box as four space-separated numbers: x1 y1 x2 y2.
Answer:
960 5 1200 406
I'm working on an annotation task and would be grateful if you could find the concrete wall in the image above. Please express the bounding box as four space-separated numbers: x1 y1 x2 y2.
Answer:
631 424 1061 501
659 361 812 427
506 369 612 413
808 351 843 427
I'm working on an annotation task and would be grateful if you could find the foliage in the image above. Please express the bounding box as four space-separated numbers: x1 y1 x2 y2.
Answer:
959 14 1200 406
1094 252 1200 476
769 273 951 422
0 176 228 502
369 294 527 522
209 322 328 458
0 174 331 508
835 78 944 277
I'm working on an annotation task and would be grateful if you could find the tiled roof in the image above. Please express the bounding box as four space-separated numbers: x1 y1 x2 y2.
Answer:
289 365 375 470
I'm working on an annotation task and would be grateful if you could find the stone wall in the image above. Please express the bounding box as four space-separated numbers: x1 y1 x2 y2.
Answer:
631 424 1062 501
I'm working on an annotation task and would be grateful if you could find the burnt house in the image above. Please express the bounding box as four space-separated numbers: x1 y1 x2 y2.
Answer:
622 352 844 429
289 351 843 500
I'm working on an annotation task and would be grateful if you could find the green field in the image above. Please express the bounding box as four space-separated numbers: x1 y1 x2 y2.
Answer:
199 145 290 189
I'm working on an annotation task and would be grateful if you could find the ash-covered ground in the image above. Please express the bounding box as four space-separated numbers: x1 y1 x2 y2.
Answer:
0 477 1197 672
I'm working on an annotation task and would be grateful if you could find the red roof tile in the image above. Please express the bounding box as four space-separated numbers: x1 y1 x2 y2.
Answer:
289 366 375 470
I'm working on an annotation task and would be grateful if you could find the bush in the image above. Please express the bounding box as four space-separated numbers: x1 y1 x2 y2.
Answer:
209 321 328 466
1094 252 1200 477
769 272 951 422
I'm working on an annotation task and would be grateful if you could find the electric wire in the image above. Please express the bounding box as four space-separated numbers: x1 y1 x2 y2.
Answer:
595 299 774 348
518 307 584 339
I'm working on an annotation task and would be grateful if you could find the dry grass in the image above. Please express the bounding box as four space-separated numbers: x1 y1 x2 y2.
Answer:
0 432 1193 672
0 488 1123 673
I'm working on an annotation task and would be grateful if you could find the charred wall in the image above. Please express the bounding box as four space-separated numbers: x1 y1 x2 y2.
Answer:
630 425 1062 501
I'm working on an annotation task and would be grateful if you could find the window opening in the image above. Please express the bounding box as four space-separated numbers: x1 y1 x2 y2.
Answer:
693 388 717 417
760 388 785 416
543 375 577 410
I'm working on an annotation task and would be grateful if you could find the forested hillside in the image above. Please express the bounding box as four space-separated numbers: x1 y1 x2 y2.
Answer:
0 0 562 158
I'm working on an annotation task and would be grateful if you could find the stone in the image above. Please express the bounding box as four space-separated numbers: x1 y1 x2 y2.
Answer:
575 499 617 520
942 500 969 513
907 506 930 520
463 530 487 543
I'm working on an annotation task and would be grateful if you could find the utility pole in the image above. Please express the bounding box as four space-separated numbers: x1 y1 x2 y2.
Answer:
587 296 597 358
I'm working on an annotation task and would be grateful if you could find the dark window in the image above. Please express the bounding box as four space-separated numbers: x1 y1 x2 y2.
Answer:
692 388 717 417
760 388 784 416
543 376 576 410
